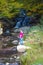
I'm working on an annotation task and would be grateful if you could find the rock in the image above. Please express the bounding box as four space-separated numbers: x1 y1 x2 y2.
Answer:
17 45 31 52
12 40 18 45
14 26 30 34
0 28 3 35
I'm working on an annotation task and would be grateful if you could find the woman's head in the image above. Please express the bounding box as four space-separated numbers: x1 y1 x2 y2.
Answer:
20 30 23 33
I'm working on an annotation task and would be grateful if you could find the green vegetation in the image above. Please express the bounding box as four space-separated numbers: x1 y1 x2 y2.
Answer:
20 26 43 65
0 0 43 18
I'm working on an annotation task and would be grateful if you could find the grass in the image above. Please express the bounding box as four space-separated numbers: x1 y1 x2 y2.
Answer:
20 25 43 65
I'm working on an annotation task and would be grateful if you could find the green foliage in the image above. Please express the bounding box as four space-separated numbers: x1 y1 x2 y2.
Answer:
0 0 24 18
0 0 43 18
20 26 43 65
20 43 43 65
26 26 43 44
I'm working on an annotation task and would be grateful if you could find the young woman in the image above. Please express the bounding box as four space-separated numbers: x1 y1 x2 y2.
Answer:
19 30 24 45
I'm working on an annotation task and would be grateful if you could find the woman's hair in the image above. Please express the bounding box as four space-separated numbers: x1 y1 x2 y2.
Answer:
20 30 23 33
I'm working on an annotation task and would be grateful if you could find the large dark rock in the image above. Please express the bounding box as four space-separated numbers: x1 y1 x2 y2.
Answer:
15 9 31 28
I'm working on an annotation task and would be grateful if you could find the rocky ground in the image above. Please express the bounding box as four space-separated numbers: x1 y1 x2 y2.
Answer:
0 26 43 65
